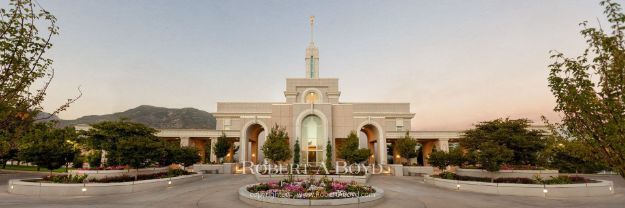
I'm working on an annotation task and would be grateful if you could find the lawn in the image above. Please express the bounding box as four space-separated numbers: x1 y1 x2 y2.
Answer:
0 165 72 173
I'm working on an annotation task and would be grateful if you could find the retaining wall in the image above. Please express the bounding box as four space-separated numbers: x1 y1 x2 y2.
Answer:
424 175 614 197
8 173 204 196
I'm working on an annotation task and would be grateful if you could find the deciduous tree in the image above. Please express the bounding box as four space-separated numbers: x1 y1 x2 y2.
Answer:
0 0 80 170
547 0 625 178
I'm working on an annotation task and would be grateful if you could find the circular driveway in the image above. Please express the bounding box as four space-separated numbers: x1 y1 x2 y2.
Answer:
0 172 623 208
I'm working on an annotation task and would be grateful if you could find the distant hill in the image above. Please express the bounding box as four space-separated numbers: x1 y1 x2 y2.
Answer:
56 105 216 129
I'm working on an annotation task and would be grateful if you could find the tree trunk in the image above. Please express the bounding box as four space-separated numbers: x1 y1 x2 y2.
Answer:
134 168 138 181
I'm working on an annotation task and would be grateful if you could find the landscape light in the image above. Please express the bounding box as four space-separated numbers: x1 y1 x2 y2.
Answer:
168 181 172 185
543 189 548 193
81 187 87 192
609 186 613 191
456 184 460 189
10 185 14 189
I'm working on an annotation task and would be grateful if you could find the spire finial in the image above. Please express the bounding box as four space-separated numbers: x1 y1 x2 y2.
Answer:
309 16 315 44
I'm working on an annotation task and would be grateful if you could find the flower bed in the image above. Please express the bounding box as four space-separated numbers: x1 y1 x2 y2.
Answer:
246 177 375 199
433 172 598 185
424 175 614 197
78 165 127 170
28 169 193 184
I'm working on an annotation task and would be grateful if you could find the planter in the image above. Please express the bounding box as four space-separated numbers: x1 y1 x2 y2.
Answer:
403 166 434 176
456 168 559 180
388 164 403 176
193 164 225 174
7 173 204 196
68 167 169 180
238 184 384 208
424 175 614 197
254 173 371 184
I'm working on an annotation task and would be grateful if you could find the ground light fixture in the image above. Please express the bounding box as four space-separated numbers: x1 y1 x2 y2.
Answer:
10 185 14 189
609 186 613 191
456 184 460 189
81 187 87 192
168 181 172 185
543 189 548 193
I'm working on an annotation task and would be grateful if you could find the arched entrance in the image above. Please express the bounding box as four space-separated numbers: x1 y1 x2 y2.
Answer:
301 115 325 166
360 124 379 164
244 123 265 164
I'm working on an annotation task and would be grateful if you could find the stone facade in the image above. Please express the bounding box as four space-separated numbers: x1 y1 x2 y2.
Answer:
156 17 461 166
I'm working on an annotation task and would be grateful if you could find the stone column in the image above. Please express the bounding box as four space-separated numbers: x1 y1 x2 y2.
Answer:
239 137 247 163
180 137 190 147
210 138 217 163
378 136 387 165
436 139 449 152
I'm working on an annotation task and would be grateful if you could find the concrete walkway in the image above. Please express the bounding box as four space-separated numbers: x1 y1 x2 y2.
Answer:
0 173 623 208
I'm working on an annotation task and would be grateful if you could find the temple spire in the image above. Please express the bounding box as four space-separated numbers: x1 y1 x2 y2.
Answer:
305 16 319 79
310 16 315 44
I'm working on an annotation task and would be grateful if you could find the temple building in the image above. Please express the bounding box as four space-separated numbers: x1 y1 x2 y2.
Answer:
155 17 462 166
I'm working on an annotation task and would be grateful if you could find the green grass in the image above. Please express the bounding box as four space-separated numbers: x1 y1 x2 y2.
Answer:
1 165 72 173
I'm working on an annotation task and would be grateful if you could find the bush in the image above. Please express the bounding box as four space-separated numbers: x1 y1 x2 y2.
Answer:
477 142 513 172
87 151 102 168
428 150 449 171
461 118 545 166
261 125 292 163
395 132 419 164
339 131 371 164
72 156 84 169
493 177 535 184
89 169 193 183
41 175 89 184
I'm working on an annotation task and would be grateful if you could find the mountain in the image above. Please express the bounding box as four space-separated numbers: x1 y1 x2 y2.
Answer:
56 105 216 129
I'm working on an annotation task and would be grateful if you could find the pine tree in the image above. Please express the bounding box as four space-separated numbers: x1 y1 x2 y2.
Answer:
325 140 333 169
261 124 292 163
293 138 301 165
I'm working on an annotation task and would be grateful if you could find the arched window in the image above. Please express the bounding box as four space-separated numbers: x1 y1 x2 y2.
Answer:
301 115 324 166
305 91 318 104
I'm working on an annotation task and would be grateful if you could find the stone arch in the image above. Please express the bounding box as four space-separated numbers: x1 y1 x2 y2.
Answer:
240 120 268 163
357 120 386 165
295 109 329 164
299 88 324 104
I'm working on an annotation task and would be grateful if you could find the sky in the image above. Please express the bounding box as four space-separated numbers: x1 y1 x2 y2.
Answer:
12 0 610 130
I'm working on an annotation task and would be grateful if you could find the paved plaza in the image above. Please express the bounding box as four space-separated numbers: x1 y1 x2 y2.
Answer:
0 171 623 208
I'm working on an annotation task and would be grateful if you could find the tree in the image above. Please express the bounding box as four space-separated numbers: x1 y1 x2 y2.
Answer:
176 146 200 169
18 123 79 175
117 135 164 181
339 131 371 164
0 0 81 169
325 140 333 169
261 124 291 163
447 147 465 167
428 150 449 172
159 142 180 167
461 118 545 166
477 142 513 173
395 132 419 165
293 138 301 165
538 123 608 173
547 0 625 178
85 120 158 166
214 132 232 163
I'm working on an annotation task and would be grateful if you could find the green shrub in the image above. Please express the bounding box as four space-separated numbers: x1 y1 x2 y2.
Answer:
42 174 89 184
428 150 449 171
